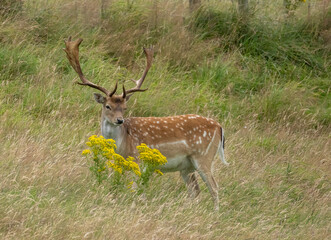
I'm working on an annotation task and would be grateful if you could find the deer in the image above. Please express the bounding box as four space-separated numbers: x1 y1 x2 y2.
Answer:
64 37 228 210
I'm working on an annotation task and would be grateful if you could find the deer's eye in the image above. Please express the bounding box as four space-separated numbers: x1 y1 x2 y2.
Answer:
106 105 111 110
123 108 127 111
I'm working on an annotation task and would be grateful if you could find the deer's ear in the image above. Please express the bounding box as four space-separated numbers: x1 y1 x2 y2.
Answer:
93 93 106 104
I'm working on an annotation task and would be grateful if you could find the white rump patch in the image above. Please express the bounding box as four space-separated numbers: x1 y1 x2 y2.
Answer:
205 129 217 155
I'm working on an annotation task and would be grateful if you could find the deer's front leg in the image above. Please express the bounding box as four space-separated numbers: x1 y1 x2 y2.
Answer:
180 169 200 198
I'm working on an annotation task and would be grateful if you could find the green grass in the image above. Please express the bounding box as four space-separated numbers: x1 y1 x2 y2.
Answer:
0 0 330 239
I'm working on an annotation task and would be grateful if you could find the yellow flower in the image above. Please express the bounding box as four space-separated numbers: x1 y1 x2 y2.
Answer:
84 136 165 188
154 169 163 176
82 149 91 155
98 166 106 172
137 143 167 166
115 166 123 174
127 181 134 189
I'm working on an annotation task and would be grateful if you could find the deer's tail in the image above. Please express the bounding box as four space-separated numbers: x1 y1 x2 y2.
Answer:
219 127 229 166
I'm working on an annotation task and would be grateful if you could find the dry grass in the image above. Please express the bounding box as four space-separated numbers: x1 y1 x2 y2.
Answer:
1 114 330 239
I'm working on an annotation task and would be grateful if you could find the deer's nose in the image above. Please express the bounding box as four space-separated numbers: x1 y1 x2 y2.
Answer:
116 118 124 124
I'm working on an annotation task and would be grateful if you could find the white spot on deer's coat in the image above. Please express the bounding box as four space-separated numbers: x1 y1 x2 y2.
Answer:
203 131 207 137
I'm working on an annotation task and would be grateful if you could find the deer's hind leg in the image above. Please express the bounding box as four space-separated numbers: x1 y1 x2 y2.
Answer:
189 155 219 210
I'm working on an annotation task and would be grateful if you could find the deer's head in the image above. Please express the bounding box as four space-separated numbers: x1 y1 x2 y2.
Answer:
64 37 153 126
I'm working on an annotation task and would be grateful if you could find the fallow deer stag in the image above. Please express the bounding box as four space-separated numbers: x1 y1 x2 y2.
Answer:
64 37 228 210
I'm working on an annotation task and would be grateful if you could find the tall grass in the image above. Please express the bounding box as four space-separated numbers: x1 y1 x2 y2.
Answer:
0 0 330 239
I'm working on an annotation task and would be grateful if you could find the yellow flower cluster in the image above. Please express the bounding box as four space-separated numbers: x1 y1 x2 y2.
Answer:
107 154 141 176
82 136 167 188
86 135 117 151
82 149 91 155
136 143 167 167
82 135 141 177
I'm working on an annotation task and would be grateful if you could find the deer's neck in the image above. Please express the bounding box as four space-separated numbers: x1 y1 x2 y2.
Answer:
101 118 126 151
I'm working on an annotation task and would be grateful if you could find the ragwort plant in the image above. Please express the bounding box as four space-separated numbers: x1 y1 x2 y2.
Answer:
136 143 167 186
82 135 167 192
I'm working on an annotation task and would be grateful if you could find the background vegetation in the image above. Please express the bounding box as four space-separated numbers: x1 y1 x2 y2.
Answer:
0 0 330 239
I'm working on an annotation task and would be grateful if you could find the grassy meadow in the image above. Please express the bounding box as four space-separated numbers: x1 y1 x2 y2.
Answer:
0 0 330 239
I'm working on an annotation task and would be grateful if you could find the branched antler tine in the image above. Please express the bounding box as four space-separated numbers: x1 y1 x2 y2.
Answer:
125 47 154 94
63 37 110 96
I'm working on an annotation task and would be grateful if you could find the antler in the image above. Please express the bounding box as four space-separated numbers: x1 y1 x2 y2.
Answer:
124 47 154 96
64 37 114 96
